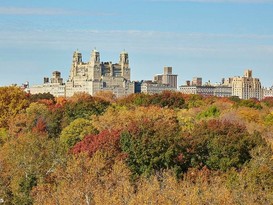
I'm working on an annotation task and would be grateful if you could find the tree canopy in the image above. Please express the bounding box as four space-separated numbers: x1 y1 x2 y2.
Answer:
0 89 272 204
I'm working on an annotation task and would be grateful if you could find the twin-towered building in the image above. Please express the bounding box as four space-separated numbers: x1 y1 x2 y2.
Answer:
30 49 135 98
65 49 134 97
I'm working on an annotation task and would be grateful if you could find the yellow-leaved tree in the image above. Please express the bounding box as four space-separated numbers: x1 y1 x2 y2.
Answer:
0 86 30 128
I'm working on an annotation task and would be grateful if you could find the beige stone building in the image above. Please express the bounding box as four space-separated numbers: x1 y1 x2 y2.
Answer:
180 71 263 99
154 67 178 88
137 66 178 94
232 70 262 100
191 77 202 86
30 49 135 98
29 71 66 97
262 87 273 98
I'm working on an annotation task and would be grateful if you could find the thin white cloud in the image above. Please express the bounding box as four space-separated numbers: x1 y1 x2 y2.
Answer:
0 7 116 16
149 0 273 3
1 29 273 43
0 7 69 15
1 29 273 55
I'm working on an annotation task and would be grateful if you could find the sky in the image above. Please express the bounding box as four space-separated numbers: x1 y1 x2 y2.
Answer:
0 0 273 87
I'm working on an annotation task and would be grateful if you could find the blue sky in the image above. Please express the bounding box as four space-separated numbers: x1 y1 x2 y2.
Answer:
0 0 273 87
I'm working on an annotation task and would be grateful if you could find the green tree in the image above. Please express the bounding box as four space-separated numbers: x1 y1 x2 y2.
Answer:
186 94 205 108
60 118 97 150
0 128 8 146
197 105 220 120
189 120 266 171
119 107 185 177
130 93 151 107
63 94 110 127
264 112 273 126
29 92 55 103
236 98 263 110
117 91 185 109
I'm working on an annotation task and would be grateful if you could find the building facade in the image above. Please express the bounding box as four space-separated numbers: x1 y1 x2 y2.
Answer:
263 87 273 98
180 70 263 99
179 85 215 96
29 71 66 97
179 85 232 97
140 81 177 94
214 85 232 97
192 77 202 86
29 49 135 98
232 70 262 100
136 66 178 94
179 76 232 97
154 67 178 88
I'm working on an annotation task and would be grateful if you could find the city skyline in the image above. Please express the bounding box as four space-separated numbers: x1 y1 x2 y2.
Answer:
1 0 273 87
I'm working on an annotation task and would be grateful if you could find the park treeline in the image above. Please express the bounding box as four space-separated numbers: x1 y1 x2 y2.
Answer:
0 86 273 205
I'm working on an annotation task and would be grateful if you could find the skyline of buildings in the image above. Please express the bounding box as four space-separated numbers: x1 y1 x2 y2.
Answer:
26 48 273 100
180 70 263 100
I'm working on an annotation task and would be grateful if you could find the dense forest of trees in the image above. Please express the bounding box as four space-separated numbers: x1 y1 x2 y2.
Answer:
0 86 272 204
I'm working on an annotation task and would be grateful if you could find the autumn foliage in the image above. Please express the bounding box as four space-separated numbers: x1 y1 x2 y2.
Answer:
71 129 121 158
0 87 272 204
